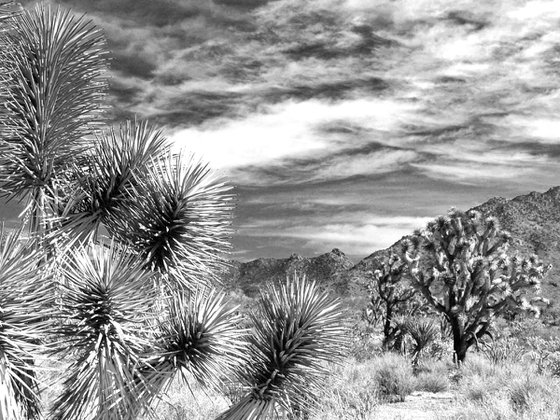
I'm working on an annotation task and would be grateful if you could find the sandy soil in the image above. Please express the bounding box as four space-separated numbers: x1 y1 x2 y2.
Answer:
371 391 458 420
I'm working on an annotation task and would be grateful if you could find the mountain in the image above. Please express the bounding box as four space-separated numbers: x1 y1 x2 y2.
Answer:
221 248 354 298
224 186 560 310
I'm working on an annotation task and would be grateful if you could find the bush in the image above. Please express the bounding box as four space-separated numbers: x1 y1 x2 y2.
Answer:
349 321 383 362
482 337 525 365
461 354 497 378
312 361 378 420
413 359 450 393
415 371 450 393
508 375 553 413
525 336 560 376
462 375 488 403
458 354 502 403
371 353 414 402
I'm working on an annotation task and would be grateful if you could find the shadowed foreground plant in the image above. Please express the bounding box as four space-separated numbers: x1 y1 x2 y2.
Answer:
217 277 347 420
50 242 158 420
0 227 54 420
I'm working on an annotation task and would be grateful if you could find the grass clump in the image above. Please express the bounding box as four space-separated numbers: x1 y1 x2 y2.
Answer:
508 374 554 413
413 359 450 393
415 371 450 393
371 353 414 402
312 361 378 420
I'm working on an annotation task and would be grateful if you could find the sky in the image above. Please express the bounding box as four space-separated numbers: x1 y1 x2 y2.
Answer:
2 0 560 261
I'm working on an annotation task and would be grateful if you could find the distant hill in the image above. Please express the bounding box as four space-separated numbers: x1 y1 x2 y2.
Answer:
221 248 355 298
223 186 560 312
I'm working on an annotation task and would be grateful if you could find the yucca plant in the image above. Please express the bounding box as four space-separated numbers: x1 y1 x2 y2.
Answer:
0 3 107 234
0 227 54 420
50 242 159 420
403 318 439 365
0 3 348 420
217 277 347 420
107 151 234 288
0 1 14 21
54 120 170 246
129 288 247 417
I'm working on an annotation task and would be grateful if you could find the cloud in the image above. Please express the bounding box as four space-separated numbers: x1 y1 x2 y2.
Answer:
7 0 560 260
170 98 420 172
237 215 433 256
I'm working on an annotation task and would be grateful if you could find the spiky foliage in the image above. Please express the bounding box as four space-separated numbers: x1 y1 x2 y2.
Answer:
0 1 18 152
108 152 234 287
0 227 54 420
0 3 107 232
403 318 439 364
51 243 158 420
0 1 14 22
401 209 550 363
55 120 170 244
0 4 349 420
218 277 347 420
364 254 426 350
53 120 233 289
130 288 247 416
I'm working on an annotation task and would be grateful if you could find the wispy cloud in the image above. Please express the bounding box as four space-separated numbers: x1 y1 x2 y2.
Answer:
237 214 433 257
169 98 419 173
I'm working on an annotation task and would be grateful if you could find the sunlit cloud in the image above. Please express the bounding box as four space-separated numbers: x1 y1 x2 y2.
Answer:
238 215 433 256
170 98 419 171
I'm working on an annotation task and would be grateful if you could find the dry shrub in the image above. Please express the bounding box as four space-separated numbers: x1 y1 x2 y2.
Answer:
414 359 450 393
508 375 554 413
371 353 414 402
311 361 378 420
415 371 450 393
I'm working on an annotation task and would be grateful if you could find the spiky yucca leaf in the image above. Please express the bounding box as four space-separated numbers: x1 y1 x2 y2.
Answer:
0 1 14 21
0 227 54 420
108 152 234 288
131 288 246 416
218 277 347 420
0 4 107 231
51 242 158 420
404 318 439 363
53 120 171 245
0 1 17 153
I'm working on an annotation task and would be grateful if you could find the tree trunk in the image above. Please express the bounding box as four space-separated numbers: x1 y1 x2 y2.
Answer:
449 315 468 364
382 306 393 349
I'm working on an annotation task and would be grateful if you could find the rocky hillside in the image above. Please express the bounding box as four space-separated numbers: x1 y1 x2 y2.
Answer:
225 186 560 307
224 249 354 297
222 248 355 298
355 187 560 293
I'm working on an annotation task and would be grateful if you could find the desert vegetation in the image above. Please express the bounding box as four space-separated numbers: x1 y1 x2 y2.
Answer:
1 2 559 420
0 2 346 419
139 316 560 419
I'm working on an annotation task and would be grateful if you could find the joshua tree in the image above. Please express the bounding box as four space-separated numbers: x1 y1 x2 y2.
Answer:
401 209 549 363
364 254 424 350
0 3 347 419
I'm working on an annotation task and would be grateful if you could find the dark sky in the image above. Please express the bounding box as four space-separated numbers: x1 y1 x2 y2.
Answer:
3 0 560 260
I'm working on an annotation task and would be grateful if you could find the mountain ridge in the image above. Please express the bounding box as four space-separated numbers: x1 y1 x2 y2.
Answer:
223 186 560 310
